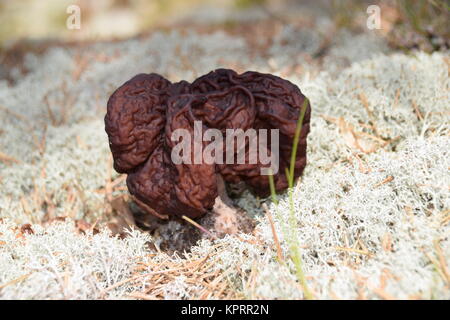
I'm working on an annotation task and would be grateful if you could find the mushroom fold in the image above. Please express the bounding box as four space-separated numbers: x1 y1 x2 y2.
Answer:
105 69 311 219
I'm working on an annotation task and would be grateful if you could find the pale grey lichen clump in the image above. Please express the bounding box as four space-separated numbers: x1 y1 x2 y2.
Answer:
0 24 449 299
0 220 151 299
304 51 450 169
258 136 449 299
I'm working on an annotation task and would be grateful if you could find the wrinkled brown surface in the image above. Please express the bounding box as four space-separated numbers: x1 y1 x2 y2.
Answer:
105 69 311 219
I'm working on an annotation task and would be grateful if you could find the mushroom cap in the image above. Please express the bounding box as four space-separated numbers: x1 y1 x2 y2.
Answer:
105 73 171 173
105 69 311 219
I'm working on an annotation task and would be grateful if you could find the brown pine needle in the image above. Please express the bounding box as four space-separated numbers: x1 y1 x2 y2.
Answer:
262 203 284 262
370 286 397 300
0 151 21 164
358 92 374 119
182 215 217 240
0 104 30 124
335 246 373 256
411 100 424 121
440 210 450 226
433 241 450 285
127 292 158 300
393 89 401 108
374 175 394 188
0 273 31 289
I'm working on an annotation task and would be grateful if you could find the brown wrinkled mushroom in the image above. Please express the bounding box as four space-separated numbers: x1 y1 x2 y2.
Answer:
105 69 311 220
